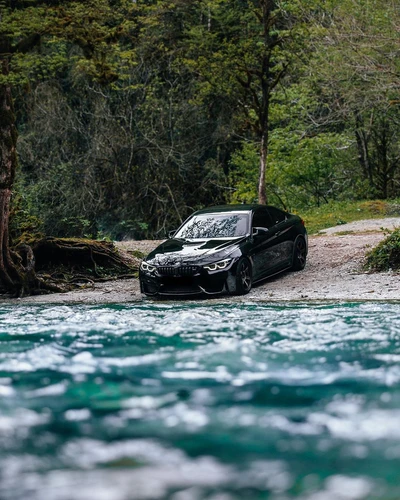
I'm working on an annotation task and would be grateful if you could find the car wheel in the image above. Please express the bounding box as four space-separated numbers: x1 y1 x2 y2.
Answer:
235 258 252 295
292 236 307 271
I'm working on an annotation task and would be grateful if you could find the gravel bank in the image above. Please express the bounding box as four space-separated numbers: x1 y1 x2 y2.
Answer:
1 219 399 304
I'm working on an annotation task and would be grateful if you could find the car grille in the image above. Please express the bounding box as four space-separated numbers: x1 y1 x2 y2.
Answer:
160 284 201 295
157 266 200 277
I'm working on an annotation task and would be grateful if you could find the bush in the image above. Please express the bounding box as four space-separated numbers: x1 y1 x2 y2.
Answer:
364 229 400 272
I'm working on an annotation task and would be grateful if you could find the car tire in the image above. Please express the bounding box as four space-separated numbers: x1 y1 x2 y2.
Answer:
292 236 307 271
235 258 252 295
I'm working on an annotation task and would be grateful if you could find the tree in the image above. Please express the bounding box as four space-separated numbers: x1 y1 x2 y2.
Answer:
0 0 137 294
15 0 231 241
306 0 400 198
180 0 316 204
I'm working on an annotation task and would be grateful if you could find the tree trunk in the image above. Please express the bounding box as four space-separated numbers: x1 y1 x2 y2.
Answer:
354 113 373 190
0 188 18 289
258 134 268 205
0 56 20 292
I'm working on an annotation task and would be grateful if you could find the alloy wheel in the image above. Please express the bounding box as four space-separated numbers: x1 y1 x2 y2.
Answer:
239 260 252 292
295 238 307 269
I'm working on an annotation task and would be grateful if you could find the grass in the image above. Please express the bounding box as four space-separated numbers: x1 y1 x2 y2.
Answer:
295 199 400 235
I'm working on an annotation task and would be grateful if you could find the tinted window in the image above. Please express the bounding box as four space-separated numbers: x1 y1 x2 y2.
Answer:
252 209 273 229
175 213 249 239
267 208 286 225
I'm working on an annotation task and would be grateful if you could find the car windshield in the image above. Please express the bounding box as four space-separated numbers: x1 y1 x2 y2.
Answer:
175 213 249 239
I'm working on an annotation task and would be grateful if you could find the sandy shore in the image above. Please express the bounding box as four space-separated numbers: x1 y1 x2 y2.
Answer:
1 218 399 304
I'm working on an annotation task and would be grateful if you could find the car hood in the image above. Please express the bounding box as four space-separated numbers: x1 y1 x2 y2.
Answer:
145 237 246 266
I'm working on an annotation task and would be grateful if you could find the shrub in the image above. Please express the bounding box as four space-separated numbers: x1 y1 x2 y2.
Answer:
364 229 400 272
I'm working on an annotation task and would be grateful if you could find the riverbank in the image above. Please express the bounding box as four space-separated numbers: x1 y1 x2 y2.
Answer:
1 218 399 304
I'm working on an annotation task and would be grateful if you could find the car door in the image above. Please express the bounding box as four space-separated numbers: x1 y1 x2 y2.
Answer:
266 207 294 267
268 207 296 268
250 208 282 280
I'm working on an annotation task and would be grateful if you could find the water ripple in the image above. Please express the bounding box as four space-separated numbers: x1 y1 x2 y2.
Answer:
1 302 400 499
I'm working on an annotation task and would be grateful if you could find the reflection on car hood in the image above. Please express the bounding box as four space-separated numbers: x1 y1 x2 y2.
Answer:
145 237 245 265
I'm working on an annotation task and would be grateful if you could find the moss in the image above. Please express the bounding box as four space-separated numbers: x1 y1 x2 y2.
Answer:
364 229 400 272
128 249 146 259
359 200 388 214
333 230 355 236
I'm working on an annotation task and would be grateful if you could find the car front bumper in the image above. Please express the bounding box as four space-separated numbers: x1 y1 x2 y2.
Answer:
139 269 233 297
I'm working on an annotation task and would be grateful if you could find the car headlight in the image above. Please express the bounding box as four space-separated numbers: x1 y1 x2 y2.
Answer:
204 258 232 272
140 261 157 273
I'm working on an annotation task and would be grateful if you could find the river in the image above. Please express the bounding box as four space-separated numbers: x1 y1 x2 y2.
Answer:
1 302 400 499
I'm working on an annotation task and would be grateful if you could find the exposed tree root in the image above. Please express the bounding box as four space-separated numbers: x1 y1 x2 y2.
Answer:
0 237 138 298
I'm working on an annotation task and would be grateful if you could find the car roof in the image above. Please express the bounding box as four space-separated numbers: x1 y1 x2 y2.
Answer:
192 204 283 215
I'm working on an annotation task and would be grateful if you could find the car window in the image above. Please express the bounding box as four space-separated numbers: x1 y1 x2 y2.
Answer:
267 207 286 225
252 209 273 229
175 213 249 239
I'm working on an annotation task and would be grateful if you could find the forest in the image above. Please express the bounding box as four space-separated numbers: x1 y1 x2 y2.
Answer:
1 0 400 293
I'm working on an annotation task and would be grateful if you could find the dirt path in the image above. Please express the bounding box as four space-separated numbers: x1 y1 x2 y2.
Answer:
1 219 399 304
253 232 399 301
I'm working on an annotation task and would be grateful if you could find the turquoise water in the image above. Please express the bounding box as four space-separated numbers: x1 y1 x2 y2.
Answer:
1 302 400 499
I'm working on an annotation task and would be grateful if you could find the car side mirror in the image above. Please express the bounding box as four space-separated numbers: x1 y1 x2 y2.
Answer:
168 230 177 238
252 227 269 236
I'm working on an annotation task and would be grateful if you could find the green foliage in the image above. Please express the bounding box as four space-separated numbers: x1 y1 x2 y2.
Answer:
268 131 354 208
229 130 354 210
305 0 400 200
5 0 400 243
364 229 400 272
229 142 259 204
1 0 138 86
58 217 94 239
16 162 98 238
16 63 229 240
9 197 44 245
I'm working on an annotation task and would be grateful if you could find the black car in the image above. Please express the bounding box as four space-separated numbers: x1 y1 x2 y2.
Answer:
139 204 308 297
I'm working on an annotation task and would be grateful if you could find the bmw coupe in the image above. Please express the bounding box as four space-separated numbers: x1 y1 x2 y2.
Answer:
139 204 307 297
